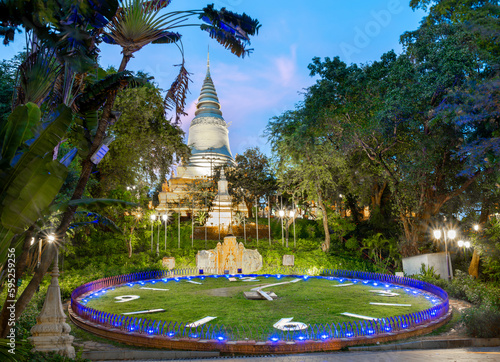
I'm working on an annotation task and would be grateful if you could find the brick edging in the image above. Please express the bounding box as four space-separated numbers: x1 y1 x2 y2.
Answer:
69 304 452 354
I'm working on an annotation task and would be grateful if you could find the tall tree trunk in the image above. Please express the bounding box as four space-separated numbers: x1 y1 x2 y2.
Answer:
0 55 131 338
469 198 490 278
371 181 387 210
244 198 253 219
317 188 330 252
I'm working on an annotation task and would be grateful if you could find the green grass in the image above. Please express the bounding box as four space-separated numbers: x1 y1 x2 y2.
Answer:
84 276 434 328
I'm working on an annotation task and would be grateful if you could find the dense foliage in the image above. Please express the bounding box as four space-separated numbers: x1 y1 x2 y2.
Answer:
266 0 500 266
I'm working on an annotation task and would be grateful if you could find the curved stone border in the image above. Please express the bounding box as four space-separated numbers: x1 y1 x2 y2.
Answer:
69 270 451 354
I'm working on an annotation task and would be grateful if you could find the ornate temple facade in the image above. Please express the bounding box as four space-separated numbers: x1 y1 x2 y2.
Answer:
157 56 246 222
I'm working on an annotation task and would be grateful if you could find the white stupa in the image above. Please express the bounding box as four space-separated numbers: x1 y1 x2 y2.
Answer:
157 55 245 220
176 54 235 178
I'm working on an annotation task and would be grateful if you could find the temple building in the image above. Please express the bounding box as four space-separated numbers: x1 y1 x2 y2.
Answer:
157 56 246 222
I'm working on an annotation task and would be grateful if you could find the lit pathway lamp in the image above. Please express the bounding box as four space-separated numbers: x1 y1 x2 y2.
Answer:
458 240 471 259
162 214 168 250
433 228 456 280
279 209 285 246
29 234 75 358
150 214 156 252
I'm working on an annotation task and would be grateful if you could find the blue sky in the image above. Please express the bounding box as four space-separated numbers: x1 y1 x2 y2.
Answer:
1 0 427 157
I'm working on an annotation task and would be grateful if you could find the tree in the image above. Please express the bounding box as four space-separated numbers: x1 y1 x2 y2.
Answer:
225 147 276 218
0 0 260 338
266 109 347 251
96 84 190 194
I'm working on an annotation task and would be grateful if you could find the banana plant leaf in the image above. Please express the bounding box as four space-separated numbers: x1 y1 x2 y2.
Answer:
0 104 73 197
0 102 41 165
0 157 68 264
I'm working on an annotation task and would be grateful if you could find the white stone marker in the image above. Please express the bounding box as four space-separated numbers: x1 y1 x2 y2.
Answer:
369 302 411 307
340 312 378 321
139 287 169 291
114 295 140 303
122 309 165 315
186 316 217 328
332 283 354 287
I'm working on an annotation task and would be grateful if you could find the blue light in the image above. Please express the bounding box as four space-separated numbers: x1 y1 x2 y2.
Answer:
269 336 280 342
303 275 309 280
174 278 180 282
430 311 437 316
373 282 378 286
127 283 134 287
129 326 135 332
139 281 145 285
167 331 175 337
147 328 154 334
320 334 330 340
162 278 168 282
362 280 369 284
190 333 199 338
345 332 354 337
295 334 306 341
151 281 156 284
385 284 390 288
200 276 205 280
401 323 408 329
277 275 282 279
216 335 226 342
366 329 375 335
384 326 392 332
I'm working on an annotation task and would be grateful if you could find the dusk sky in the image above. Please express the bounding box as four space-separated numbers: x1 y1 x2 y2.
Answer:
2 0 427 157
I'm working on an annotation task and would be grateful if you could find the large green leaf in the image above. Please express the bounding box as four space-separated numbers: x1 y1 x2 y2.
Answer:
0 104 73 196
1 157 68 234
0 103 41 165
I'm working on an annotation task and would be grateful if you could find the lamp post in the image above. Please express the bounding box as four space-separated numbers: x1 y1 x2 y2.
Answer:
279 209 285 246
433 228 456 280
290 209 296 248
255 197 259 246
162 214 168 250
458 240 471 260
268 196 271 246
150 214 156 252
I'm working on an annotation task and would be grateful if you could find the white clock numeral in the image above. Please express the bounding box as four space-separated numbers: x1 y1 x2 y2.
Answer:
273 317 307 331
114 295 140 303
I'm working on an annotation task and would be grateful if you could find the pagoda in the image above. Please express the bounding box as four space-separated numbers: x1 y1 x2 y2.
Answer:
157 55 246 221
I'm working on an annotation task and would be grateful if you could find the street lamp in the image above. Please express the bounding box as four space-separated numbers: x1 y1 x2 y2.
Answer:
433 228 456 280
150 214 156 251
290 209 296 248
162 214 168 250
279 209 285 246
458 240 471 259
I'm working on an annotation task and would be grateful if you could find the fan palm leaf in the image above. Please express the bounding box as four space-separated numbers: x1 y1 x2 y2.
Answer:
104 0 182 57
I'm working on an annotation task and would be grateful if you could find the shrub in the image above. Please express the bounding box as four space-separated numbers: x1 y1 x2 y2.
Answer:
461 306 500 338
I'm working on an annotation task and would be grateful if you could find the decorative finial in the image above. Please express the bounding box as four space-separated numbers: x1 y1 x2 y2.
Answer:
206 45 210 76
